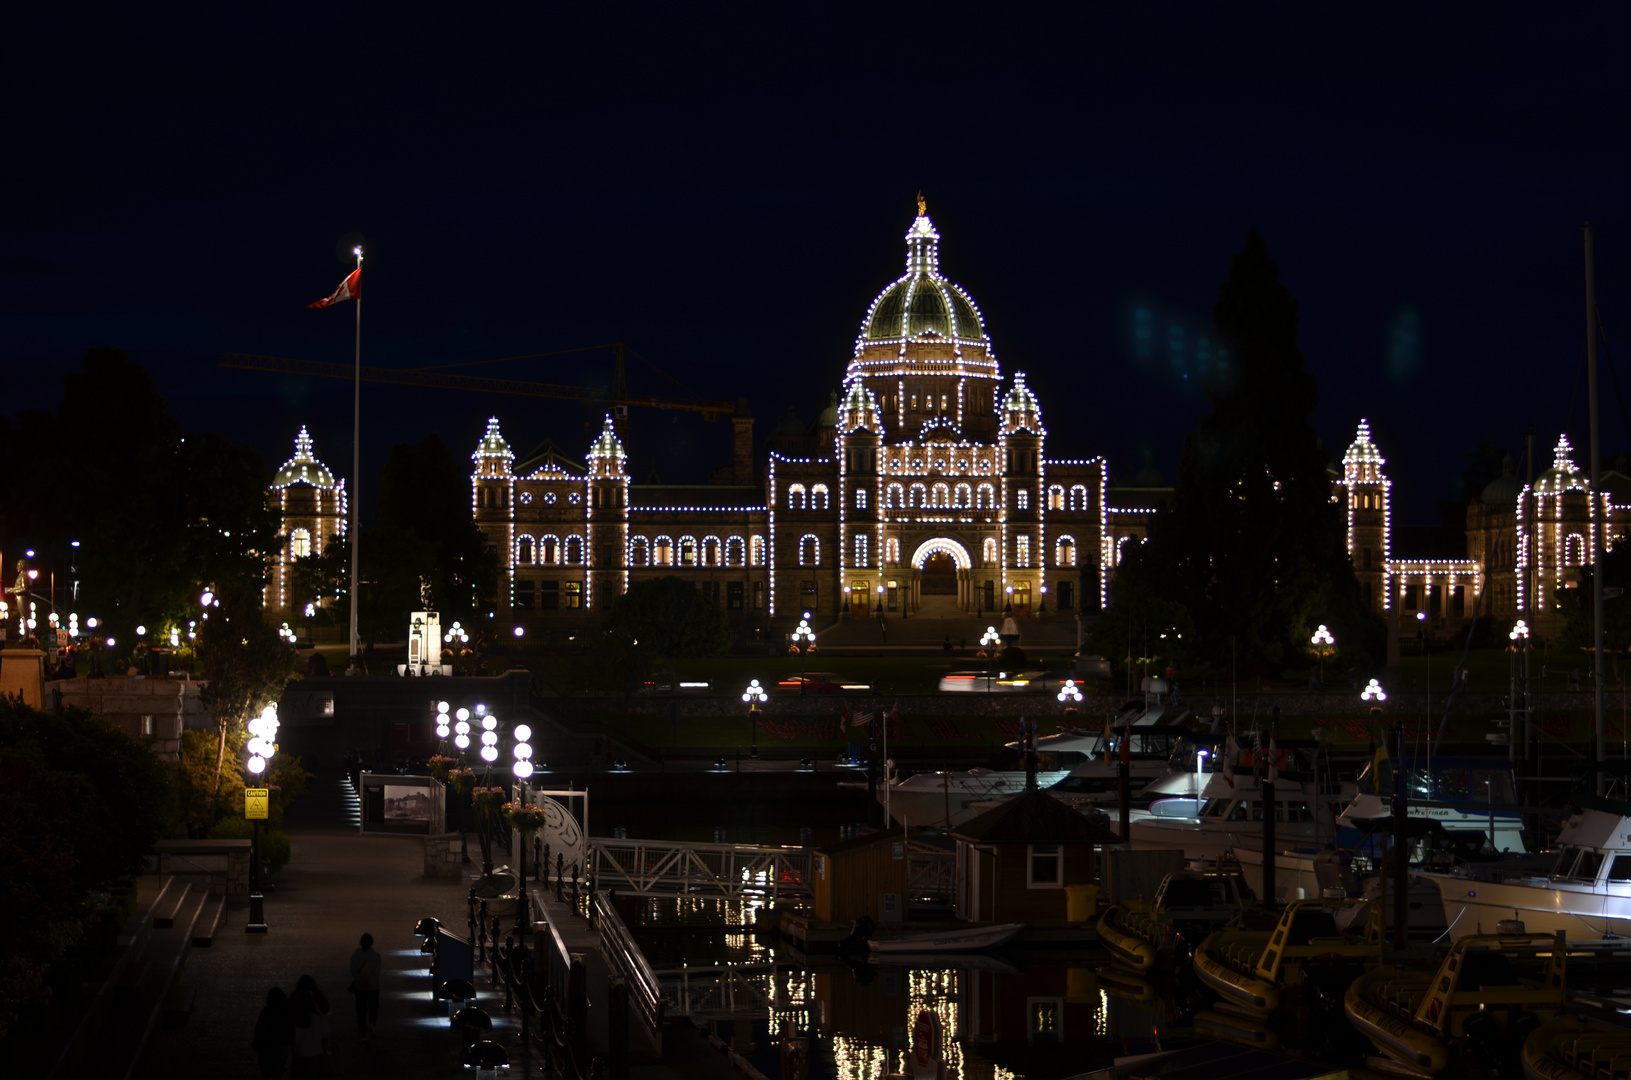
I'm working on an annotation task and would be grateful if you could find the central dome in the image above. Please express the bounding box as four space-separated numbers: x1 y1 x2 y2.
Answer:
857 212 989 347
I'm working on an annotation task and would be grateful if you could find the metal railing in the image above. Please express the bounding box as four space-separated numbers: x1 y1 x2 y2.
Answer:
589 837 814 898
592 891 665 1036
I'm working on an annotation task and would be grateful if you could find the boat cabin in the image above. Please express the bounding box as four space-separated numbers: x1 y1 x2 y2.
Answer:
952 789 1122 924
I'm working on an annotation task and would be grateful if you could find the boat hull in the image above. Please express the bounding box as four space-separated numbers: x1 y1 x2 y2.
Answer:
1421 872 1631 941
867 922 1023 954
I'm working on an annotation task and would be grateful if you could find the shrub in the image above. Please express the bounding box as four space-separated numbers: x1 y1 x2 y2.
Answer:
207 817 293 875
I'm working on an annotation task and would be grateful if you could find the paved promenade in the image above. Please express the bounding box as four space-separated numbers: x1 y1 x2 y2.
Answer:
138 780 730 1080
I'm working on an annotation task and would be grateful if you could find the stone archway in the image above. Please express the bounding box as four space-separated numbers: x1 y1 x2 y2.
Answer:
909 538 974 614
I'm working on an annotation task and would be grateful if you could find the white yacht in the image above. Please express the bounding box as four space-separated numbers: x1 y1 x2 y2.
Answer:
1422 805 1631 941
879 700 1193 828
1337 755 1526 854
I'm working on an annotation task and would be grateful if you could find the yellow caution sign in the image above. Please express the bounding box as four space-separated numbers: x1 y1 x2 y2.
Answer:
245 788 270 820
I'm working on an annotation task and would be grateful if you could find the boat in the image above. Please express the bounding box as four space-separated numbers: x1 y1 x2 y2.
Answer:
1520 1013 1631 1080
880 702 1194 828
866 922 1023 954
1421 803 1631 942
1193 897 1382 1017
1338 753 1527 854
1344 931 1567 1076
1097 868 1247 972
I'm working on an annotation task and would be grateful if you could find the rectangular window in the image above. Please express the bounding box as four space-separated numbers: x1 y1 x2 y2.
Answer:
753 581 765 609
1452 585 1465 617
1430 583 1442 613
1017 535 1031 567
565 581 581 609
1609 855 1631 882
887 579 899 612
800 580 818 610
983 579 995 611
141 714 155 737
728 582 744 610
702 581 720 606
515 580 535 610
1028 844 1061 887
1404 583 1419 609
1057 580 1073 611
540 580 559 610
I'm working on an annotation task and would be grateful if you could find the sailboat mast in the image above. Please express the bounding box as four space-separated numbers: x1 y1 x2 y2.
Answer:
1586 222 1607 790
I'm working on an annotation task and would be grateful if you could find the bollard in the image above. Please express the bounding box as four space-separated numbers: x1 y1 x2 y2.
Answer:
556 852 566 901
543 842 552 886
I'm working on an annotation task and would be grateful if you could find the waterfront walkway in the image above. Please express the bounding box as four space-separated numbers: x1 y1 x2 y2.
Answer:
137 779 733 1080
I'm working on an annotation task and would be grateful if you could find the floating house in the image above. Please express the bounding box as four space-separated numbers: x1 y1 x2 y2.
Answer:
952 789 1120 924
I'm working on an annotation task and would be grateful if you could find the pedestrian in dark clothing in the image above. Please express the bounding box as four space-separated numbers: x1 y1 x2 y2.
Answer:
349 933 382 1039
290 989 331 1077
293 974 331 1016
252 986 292 1080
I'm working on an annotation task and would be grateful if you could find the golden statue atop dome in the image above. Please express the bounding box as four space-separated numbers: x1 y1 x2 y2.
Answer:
916 191 926 216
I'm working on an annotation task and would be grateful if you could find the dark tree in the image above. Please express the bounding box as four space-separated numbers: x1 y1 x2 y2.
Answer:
1435 440 1510 546
197 583 299 820
605 576 728 662
0 349 277 650
1137 230 1380 670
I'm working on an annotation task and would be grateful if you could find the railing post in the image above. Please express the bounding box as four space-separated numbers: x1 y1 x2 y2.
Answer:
477 899 489 961
556 853 566 901
503 936 514 1011
607 975 630 1080
491 917 501 985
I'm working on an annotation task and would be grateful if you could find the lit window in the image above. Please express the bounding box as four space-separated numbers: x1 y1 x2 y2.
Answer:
787 484 806 510
976 484 995 509
800 535 820 566
931 483 950 508
886 483 904 508
812 484 830 510
885 537 900 564
517 537 533 564
630 536 649 565
954 483 971 508
1048 486 1065 510
1056 536 1076 567
1017 488 1030 510
565 581 582 609
681 538 697 567
726 536 745 566
855 535 869 567
856 488 867 510
1069 484 1089 511
983 537 997 564
291 529 311 559
654 537 674 566
565 535 583 564
1017 535 1031 567
750 535 765 566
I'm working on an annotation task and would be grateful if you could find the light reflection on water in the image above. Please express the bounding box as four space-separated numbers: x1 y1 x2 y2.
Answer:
621 896 1165 1080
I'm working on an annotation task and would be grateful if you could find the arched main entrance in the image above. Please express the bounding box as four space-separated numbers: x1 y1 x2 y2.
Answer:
909 538 974 614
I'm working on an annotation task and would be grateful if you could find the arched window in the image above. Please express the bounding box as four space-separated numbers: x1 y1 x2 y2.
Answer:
976 483 995 509
542 535 560 564
812 484 830 510
931 482 950 508
954 483 972 508
982 537 998 565
630 536 649 566
1017 488 1030 510
1070 484 1089 511
885 537 900 564
787 483 806 510
1048 485 1065 510
855 488 867 510
800 535 820 566
854 534 869 567
909 482 927 508
750 535 766 566
517 536 534 565
1567 533 1586 565
291 528 311 559
1116 535 1132 565
726 536 745 566
703 536 722 566
654 536 674 566
680 536 698 567
1056 535 1077 567
886 483 904 508
565 535 584 564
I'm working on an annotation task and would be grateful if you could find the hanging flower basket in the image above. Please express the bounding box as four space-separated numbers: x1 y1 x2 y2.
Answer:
448 767 474 793
472 786 508 813
427 754 460 783
502 802 548 834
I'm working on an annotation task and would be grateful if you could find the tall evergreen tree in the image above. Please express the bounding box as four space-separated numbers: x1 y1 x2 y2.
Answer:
1142 230 1379 670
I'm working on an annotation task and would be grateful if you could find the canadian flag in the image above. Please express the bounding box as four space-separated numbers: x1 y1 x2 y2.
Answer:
308 267 361 309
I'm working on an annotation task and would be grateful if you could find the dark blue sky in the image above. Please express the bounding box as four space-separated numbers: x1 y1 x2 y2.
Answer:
5 4 1630 526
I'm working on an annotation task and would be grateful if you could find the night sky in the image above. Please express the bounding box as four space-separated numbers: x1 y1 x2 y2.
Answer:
6 4 1630 527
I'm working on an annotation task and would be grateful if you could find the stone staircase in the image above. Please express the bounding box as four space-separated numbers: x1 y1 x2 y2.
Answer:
51 874 223 1080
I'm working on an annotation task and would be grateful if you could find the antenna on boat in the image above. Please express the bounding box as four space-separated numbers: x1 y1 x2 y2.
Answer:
1587 223 1608 793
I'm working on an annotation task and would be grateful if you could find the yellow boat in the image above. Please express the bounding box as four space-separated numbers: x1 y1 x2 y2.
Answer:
1344 932 1567 1076
1194 897 1382 1017
1520 1014 1631 1080
1097 900 1160 971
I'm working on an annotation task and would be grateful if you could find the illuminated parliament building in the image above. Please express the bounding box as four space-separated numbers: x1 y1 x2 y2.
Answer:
462 204 1163 635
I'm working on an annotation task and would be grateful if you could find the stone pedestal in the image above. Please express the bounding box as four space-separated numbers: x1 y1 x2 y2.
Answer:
424 833 465 878
0 648 44 708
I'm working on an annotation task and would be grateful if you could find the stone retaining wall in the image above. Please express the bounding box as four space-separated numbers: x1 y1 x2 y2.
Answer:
152 839 252 903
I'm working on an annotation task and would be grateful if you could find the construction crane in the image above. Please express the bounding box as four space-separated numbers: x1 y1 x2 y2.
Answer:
218 342 736 439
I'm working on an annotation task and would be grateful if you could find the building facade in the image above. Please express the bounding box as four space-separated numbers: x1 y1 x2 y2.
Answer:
266 426 347 615
1339 420 1629 636
468 205 1159 633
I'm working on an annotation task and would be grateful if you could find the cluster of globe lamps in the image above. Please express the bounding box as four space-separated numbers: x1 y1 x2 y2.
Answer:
246 704 279 775
435 700 533 779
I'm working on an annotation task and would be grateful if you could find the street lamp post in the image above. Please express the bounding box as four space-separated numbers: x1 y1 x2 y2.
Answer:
742 679 768 758
1508 620 1529 764
1310 624 1336 688
789 616 817 695
511 722 534 933
981 626 1000 693
245 704 279 933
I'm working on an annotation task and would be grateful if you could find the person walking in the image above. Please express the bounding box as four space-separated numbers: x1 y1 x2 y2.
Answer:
349 932 382 1040
251 986 292 1080
290 989 331 1078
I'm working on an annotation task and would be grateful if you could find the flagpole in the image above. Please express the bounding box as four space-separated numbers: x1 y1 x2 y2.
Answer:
348 245 362 672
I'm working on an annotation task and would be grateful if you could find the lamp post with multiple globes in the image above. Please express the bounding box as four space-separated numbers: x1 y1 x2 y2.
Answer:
742 679 768 758
1508 619 1530 763
789 615 817 694
1310 624 1336 687
245 704 279 932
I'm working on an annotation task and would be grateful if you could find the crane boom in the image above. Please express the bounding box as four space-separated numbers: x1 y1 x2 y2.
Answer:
218 352 733 417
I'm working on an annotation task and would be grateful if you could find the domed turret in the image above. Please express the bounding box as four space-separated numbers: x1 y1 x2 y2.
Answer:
472 417 513 478
999 373 1044 435
839 381 882 434
1480 454 1521 506
273 426 338 489
587 415 627 478
1342 419 1386 484
1535 434 1589 495
815 391 839 429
